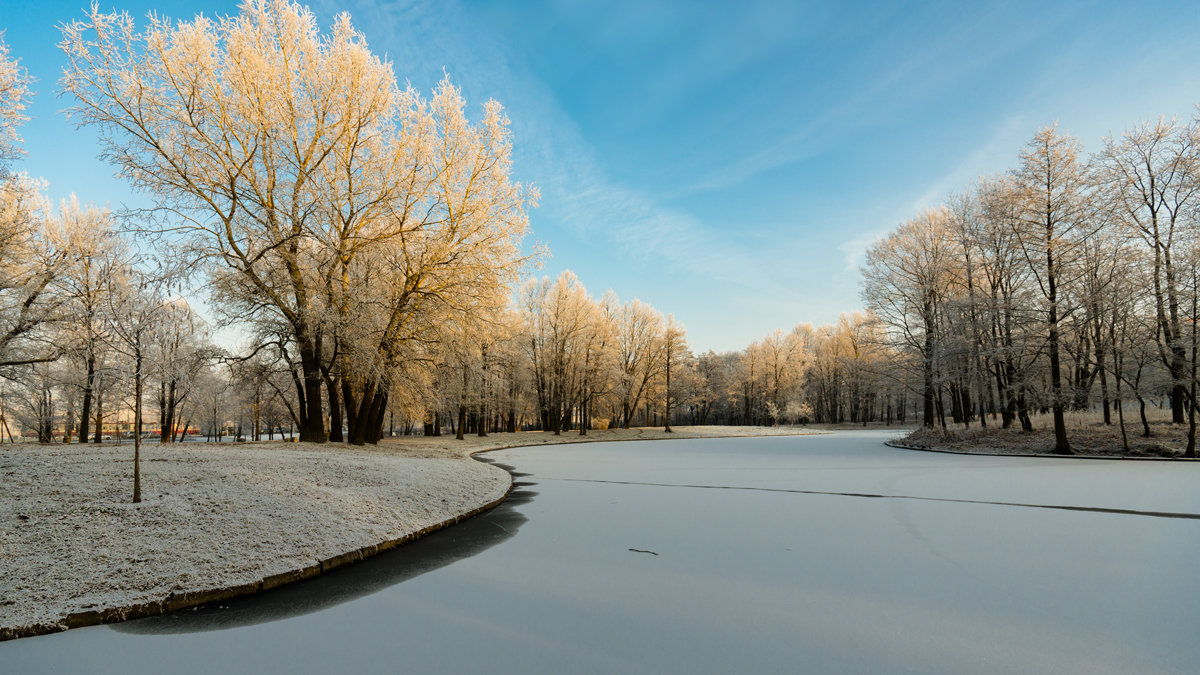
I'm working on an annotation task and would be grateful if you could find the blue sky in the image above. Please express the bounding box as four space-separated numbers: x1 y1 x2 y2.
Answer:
5 0 1200 352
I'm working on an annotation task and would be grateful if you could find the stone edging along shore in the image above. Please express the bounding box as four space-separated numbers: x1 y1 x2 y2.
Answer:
2 427 822 642
0 452 514 643
884 439 1200 461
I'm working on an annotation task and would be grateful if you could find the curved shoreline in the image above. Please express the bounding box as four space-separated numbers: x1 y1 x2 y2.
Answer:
884 439 1200 461
1 426 818 641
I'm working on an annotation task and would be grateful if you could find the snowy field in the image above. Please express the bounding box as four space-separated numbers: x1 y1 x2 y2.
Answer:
0 438 510 637
0 426 817 638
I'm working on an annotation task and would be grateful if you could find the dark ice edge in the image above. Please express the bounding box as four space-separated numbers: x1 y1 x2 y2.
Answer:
554 476 1200 521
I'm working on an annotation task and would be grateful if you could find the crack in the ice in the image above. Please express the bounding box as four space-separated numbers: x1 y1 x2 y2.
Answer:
549 478 1200 520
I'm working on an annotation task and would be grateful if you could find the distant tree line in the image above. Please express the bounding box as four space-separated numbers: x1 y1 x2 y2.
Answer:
0 2 690 452
0 1 915 462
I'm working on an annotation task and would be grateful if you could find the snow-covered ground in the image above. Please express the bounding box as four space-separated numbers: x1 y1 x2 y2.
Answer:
0 439 510 637
0 426 815 638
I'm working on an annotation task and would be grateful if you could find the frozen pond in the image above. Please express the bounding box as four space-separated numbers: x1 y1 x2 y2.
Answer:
4 430 1199 673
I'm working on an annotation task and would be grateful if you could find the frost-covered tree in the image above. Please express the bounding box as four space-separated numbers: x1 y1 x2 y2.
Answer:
105 265 173 502
519 271 601 434
862 208 960 428
612 298 666 428
973 175 1041 430
0 32 31 167
0 177 70 372
56 198 118 442
662 315 689 432
60 0 533 444
759 327 805 424
1094 118 1200 423
0 47 74 376
150 296 212 442
1011 126 1094 454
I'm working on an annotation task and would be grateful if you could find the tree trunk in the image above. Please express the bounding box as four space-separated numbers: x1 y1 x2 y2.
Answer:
253 387 261 442
326 374 344 442
93 389 104 444
1095 312 1111 425
80 353 95 443
922 334 936 428
1187 274 1198 458
1171 382 1186 423
163 380 178 443
1137 395 1151 437
158 381 167 444
349 387 386 445
1015 388 1033 433
133 345 143 504
996 365 1013 429
368 391 388 444
1111 322 1130 452
664 348 673 433
1045 225 1072 455
298 344 327 443
343 378 374 446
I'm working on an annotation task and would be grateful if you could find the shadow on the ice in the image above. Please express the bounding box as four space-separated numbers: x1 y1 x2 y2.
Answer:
114 462 533 635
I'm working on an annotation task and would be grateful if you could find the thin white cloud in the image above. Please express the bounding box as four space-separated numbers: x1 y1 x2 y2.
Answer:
910 114 1031 212
676 5 1068 199
335 0 778 294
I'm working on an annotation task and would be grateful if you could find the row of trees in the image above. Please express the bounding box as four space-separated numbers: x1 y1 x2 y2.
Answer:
0 260 701 447
0 2 699 453
2 0 919 457
412 271 689 438
679 314 912 429
861 116 1200 456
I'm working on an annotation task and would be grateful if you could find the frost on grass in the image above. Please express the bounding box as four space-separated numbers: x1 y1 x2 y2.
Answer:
902 412 1189 458
0 440 509 634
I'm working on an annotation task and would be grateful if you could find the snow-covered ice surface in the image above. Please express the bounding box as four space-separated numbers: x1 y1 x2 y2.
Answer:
0 439 510 634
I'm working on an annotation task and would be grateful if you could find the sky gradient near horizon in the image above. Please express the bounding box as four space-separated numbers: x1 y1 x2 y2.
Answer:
5 0 1200 353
